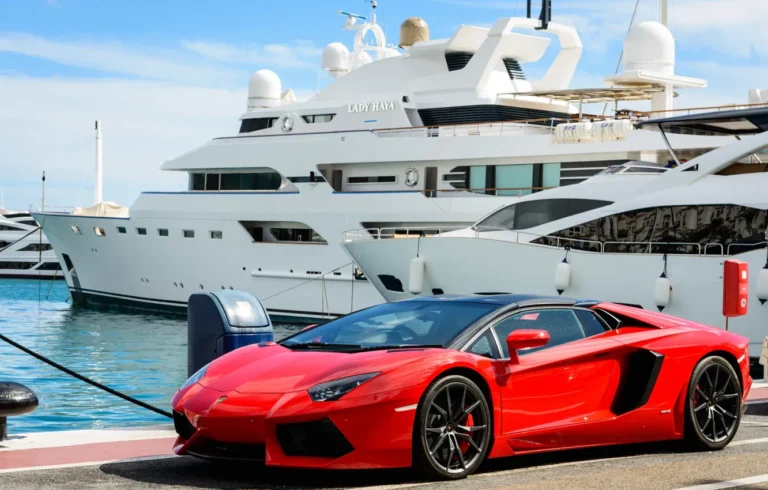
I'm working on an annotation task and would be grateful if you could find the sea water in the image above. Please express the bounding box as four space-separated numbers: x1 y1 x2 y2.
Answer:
0 279 303 434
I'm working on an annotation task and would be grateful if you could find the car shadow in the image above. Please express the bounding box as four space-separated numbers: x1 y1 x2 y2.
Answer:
99 441 683 489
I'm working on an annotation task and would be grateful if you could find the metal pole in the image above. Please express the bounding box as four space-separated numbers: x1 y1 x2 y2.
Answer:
0 417 6 441
661 0 668 26
94 120 103 205
41 172 45 211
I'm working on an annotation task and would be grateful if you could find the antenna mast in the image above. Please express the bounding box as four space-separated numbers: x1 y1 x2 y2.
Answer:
94 120 103 205
661 0 668 26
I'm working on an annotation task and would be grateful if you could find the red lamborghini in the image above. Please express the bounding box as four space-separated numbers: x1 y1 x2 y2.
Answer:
171 294 752 480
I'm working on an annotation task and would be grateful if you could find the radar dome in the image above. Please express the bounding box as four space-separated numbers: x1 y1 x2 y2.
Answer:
247 69 281 112
379 47 401 59
399 17 429 48
624 21 675 75
350 50 373 69
322 42 350 78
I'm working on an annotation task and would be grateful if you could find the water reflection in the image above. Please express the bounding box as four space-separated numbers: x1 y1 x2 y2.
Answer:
0 279 301 433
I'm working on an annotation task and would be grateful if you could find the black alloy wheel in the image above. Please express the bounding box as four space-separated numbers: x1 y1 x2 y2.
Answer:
413 375 491 480
684 355 742 450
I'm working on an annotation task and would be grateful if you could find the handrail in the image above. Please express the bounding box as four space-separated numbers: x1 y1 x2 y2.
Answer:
727 241 768 255
420 186 555 196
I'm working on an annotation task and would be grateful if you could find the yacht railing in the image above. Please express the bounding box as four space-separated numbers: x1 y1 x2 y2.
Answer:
373 117 571 139
420 186 555 197
342 226 762 258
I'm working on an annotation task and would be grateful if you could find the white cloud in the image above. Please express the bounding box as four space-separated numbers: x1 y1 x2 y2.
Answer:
181 39 322 69
0 75 244 210
0 33 247 86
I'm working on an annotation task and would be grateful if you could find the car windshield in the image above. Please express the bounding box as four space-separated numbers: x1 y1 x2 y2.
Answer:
281 301 498 351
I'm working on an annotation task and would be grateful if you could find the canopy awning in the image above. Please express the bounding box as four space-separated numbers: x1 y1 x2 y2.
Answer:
635 106 768 135
509 86 669 104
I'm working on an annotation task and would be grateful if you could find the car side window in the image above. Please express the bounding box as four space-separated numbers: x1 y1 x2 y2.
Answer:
574 309 610 337
467 330 499 359
492 309 587 358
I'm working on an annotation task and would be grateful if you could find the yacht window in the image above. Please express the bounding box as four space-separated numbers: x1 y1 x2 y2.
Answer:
476 199 612 231
19 243 53 252
183 230 195 238
205 173 220 191
535 205 768 255
624 166 668 174
0 241 10 248
269 228 327 244
94 227 106 236
0 261 36 270
302 114 335 124
347 176 397 184
19 220 38 226
210 231 223 239
191 172 282 191
0 225 21 231
239 117 278 133
36 262 61 271
117 226 127 234
137 227 147 236
191 173 205 191
158 228 169 237
71 226 82 235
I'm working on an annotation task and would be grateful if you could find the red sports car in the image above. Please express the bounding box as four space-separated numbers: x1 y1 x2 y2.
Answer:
171 294 752 480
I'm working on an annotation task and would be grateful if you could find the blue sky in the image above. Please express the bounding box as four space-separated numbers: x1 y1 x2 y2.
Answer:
0 0 765 210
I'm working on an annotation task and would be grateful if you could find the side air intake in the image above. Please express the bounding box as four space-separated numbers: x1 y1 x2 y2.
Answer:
503 58 526 80
445 52 474 72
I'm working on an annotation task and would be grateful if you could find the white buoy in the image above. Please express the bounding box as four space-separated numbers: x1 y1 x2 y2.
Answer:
756 267 768 305
409 257 425 295
94 120 103 205
554 260 571 295
655 274 672 311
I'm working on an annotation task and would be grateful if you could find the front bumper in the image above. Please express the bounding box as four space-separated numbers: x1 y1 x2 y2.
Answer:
172 383 422 470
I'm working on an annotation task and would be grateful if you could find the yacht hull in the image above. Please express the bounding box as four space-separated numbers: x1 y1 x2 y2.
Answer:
344 236 768 357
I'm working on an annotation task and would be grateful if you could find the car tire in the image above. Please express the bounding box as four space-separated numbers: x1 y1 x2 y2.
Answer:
413 374 491 480
683 355 742 451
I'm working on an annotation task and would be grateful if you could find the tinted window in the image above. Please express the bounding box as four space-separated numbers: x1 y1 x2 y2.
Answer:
476 199 612 231
468 330 499 359
205 173 220 191
191 173 205 191
283 301 498 348
574 310 609 337
493 309 586 358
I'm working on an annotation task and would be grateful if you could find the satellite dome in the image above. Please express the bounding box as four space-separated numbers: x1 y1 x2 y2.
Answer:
379 47 401 60
350 50 373 69
399 17 429 48
624 21 675 75
322 42 350 78
247 69 281 111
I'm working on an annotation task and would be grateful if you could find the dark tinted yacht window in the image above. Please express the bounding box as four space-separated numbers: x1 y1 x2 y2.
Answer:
476 199 612 231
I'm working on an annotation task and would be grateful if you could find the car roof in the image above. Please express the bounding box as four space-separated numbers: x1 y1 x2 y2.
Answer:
407 293 580 309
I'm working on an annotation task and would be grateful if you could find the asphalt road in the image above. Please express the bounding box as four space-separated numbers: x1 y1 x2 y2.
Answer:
5 416 768 490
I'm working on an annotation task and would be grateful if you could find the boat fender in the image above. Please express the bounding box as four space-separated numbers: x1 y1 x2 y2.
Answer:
554 259 571 295
654 274 671 312
409 257 425 295
757 266 768 305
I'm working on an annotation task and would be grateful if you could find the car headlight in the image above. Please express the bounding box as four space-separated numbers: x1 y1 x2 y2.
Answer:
308 372 380 402
180 363 210 391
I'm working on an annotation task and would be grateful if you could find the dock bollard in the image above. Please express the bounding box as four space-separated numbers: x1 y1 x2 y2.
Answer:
0 382 38 441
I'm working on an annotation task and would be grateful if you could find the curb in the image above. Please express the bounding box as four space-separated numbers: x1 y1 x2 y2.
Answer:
745 399 768 416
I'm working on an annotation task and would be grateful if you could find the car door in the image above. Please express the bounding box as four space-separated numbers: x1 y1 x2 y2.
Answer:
489 307 622 450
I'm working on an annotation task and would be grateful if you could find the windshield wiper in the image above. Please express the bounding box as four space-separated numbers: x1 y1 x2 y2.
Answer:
282 342 363 350
357 344 444 351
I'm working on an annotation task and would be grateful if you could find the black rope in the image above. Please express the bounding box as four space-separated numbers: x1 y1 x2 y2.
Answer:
0 332 172 419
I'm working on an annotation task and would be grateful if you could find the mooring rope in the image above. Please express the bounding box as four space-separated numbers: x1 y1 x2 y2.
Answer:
0 332 172 419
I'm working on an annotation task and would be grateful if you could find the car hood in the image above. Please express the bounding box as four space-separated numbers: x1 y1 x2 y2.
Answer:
199 344 441 394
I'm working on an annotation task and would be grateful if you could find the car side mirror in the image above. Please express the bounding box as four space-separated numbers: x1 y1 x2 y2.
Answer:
506 329 549 363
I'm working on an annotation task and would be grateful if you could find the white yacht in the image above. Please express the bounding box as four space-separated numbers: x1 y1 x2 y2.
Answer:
343 107 768 359
0 210 61 279
30 3 747 320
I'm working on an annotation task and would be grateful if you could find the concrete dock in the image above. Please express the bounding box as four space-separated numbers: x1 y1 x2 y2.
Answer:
1 383 767 489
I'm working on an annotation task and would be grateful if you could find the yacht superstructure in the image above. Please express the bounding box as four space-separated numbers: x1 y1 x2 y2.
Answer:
0 210 61 279
344 108 768 357
30 3 755 319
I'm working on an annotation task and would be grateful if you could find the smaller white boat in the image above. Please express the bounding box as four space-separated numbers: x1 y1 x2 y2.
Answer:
0 210 62 279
